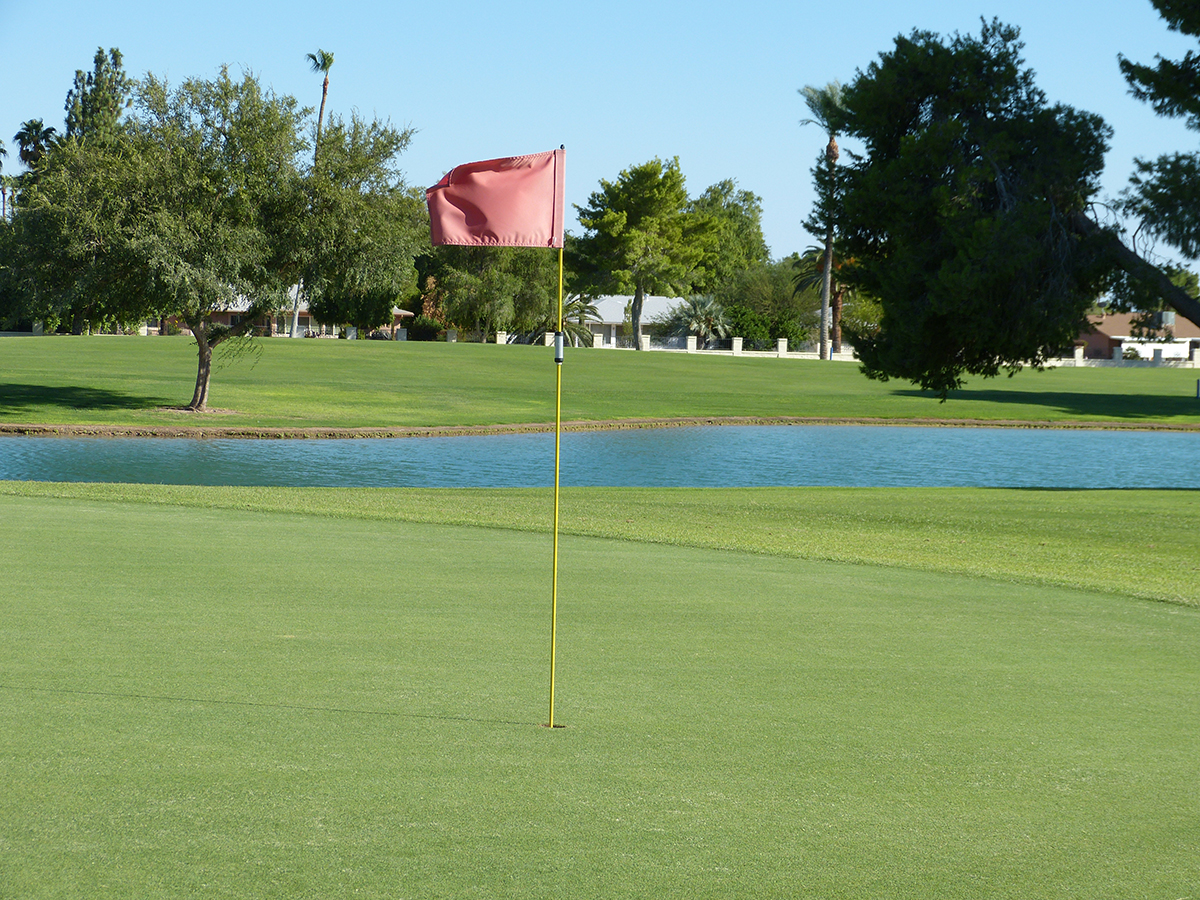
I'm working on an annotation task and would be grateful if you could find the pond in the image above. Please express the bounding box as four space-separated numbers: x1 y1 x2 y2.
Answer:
1 425 1197 489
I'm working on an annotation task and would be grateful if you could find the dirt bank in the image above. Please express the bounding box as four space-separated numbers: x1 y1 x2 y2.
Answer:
3 415 1199 438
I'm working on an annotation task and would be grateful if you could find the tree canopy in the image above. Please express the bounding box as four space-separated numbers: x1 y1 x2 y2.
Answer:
5 52 427 409
686 179 769 289
300 113 425 335
64 47 132 142
1119 0 1200 257
571 157 713 347
833 20 1115 395
430 245 560 341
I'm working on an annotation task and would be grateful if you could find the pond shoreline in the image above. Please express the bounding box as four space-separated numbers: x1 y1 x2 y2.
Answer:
3 415 1200 439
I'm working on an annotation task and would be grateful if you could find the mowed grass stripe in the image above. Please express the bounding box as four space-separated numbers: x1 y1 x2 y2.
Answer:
4 482 1198 606
0 494 1197 898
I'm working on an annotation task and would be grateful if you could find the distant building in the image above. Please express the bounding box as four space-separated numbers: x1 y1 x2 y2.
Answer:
587 295 677 347
145 290 413 339
1080 310 1200 360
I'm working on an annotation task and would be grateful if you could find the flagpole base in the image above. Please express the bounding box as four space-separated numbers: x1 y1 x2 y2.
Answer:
541 723 567 729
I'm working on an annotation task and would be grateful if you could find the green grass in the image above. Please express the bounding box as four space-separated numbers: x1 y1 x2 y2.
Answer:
1 486 1197 898
3 334 1199 429
4 482 1199 607
3 334 1198 896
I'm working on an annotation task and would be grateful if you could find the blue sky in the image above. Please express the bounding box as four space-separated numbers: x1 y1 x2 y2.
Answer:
2 0 1195 260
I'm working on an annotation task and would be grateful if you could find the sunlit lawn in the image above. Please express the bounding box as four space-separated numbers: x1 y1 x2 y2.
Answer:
2 334 1199 429
1 485 1197 898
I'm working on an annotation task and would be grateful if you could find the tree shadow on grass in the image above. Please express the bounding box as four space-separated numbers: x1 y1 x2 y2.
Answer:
893 388 1200 420
0 382 171 416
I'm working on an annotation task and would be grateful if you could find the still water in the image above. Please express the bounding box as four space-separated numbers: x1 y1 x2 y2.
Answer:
1 426 1197 488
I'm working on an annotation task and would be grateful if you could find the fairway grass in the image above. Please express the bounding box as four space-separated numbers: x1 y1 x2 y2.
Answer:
1 487 1197 898
3 334 1200 430
5 482 1199 607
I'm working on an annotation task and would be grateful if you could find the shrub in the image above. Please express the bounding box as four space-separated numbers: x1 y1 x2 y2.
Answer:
725 304 772 350
408 315 442 341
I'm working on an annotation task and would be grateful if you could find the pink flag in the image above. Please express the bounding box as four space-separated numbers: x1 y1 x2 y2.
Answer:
427 148 565 248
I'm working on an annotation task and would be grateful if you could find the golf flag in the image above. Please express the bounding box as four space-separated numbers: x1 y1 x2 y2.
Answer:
426 148 565 248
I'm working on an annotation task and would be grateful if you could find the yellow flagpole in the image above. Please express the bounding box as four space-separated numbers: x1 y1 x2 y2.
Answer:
547 246 565 728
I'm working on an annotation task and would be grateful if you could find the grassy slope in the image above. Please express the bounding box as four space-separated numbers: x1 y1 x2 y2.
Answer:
2 335 1200 429
0 491 1196 899
3 482 1197 607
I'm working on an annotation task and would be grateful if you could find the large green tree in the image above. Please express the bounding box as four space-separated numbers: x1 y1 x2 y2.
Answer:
833 21 1116 395
572 157 712 347
131 69 307 408
686 178 769 289
6 133 160 334
8 49 141 333
8 55 428 405
832 19 1200 396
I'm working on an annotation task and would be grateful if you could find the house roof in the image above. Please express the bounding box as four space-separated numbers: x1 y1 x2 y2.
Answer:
1087 311 1200 339
591 295 679 325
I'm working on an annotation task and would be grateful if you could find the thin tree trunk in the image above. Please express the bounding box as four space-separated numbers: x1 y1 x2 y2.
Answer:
290 280 304 337
631 284 645 349
831 286 844 354
189 322 213 411
314 76 328 168
819 222 833 360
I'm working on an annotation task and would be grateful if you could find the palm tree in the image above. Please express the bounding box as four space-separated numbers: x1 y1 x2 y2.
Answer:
14 119 57 168
0 140 7 217
562 294 601 347
292 49 334 338
669 294 731 349
793 245 854 353
799 81 845 360
306 49 334 167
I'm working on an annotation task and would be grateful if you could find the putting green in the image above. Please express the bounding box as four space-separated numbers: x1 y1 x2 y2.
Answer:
1 494 1196 898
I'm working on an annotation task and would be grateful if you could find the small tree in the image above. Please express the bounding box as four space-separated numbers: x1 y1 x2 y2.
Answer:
660 294 730 348
132 68 307 409
572 158 712 347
